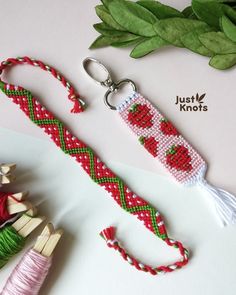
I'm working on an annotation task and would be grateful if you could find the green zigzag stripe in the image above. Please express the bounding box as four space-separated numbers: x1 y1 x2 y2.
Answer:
57 123 66 152
0 86 165 239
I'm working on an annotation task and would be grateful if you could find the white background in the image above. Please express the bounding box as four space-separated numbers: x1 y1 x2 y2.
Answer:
0 0 236 294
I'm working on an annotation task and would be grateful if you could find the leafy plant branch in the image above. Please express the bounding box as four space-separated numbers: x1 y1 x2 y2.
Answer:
90 0 236 70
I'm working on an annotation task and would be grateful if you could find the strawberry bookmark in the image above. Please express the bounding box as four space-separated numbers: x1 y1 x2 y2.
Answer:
118 92 204 185
83 58 236 227
120 92 236 226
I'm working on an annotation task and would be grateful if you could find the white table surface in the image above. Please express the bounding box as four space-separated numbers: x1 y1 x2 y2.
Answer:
0 1 236 294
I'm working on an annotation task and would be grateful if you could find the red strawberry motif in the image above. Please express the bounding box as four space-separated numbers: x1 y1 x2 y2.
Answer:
139 136 158 157
128 104 153 129
166 145 192 172
160 118 179 136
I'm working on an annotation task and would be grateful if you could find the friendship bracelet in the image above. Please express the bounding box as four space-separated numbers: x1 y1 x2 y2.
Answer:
0 57 85 114
0 56 189 275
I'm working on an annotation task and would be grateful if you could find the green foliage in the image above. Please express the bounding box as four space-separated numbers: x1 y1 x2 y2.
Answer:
199 31 236 53
210 53 236 69
95 5 124 30
90 34 141 49
181 27 213 56
137 1 184 19
154 18 210 47
109 0 158 36
221 14 236 41
90 0 236 70
182 6 197 19
191 0 226 28
130 36 168 58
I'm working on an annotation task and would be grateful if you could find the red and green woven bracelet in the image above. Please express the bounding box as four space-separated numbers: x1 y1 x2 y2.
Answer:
0 57 188 276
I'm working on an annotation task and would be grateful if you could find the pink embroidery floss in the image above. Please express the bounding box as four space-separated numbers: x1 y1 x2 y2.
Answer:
1 249 52 295
1 223 63 295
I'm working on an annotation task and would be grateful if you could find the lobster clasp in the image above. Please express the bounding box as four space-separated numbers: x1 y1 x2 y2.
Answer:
82 57 137 110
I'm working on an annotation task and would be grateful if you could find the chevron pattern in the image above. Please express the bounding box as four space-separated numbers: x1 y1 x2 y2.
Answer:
0 77 189 274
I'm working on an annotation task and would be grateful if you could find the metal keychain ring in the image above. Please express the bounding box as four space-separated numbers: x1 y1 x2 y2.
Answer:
83 57 137 110
82 57 112 87
104 79 137 111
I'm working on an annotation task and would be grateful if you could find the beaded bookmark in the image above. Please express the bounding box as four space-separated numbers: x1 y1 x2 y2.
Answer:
83 57 236 227
0 57 188 276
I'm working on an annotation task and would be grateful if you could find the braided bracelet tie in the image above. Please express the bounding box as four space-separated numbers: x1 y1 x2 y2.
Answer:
100 227 189 275
0 57 189 275
0 57 85 114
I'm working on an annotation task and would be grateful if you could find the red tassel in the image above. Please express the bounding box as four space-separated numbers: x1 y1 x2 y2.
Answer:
71 99 83 113
68 92 84 114
100 226 116 241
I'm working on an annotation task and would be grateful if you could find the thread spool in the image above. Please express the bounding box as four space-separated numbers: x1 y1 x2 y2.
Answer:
0 209 45 268
0 226 26 268
0 192 31 226
1 223 63 295
0 163 16 185
0 194 12 225
1 249 52 295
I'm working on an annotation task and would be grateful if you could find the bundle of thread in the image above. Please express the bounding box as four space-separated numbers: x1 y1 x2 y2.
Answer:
0 163 16 186
0 163 44 269
1 223 63 295
0 163 30 229
0 163 64 294
0 191 32 228
0 207 45 269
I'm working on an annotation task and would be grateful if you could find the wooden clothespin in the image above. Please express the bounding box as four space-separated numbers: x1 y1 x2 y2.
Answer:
34 223 63 257
7 192 31 215
0 163 16 184
12 207 45 238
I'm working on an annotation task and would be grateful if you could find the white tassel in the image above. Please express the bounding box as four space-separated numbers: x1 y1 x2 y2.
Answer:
197 178 236 226
186 166 236 226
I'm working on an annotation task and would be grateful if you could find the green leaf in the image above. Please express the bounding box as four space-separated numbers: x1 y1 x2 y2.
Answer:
194 0 236 3
130 35 168 58
192 1 236 27
181 27 214 56
221 15 236 41
209 53 236 69
108 0 158 37
191 0 225 28
101 0 114 9
93 23 127 36
111 33 141 43
182 6 197 19
224 5 236 23
112 37 145 47
90 33 140 49
95 5 124 30
154 18 210 47
137 1 184 19
199 31 236 53
90 35 114 49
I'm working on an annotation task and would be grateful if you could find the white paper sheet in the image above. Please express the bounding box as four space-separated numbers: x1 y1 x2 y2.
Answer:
0 127 235 295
